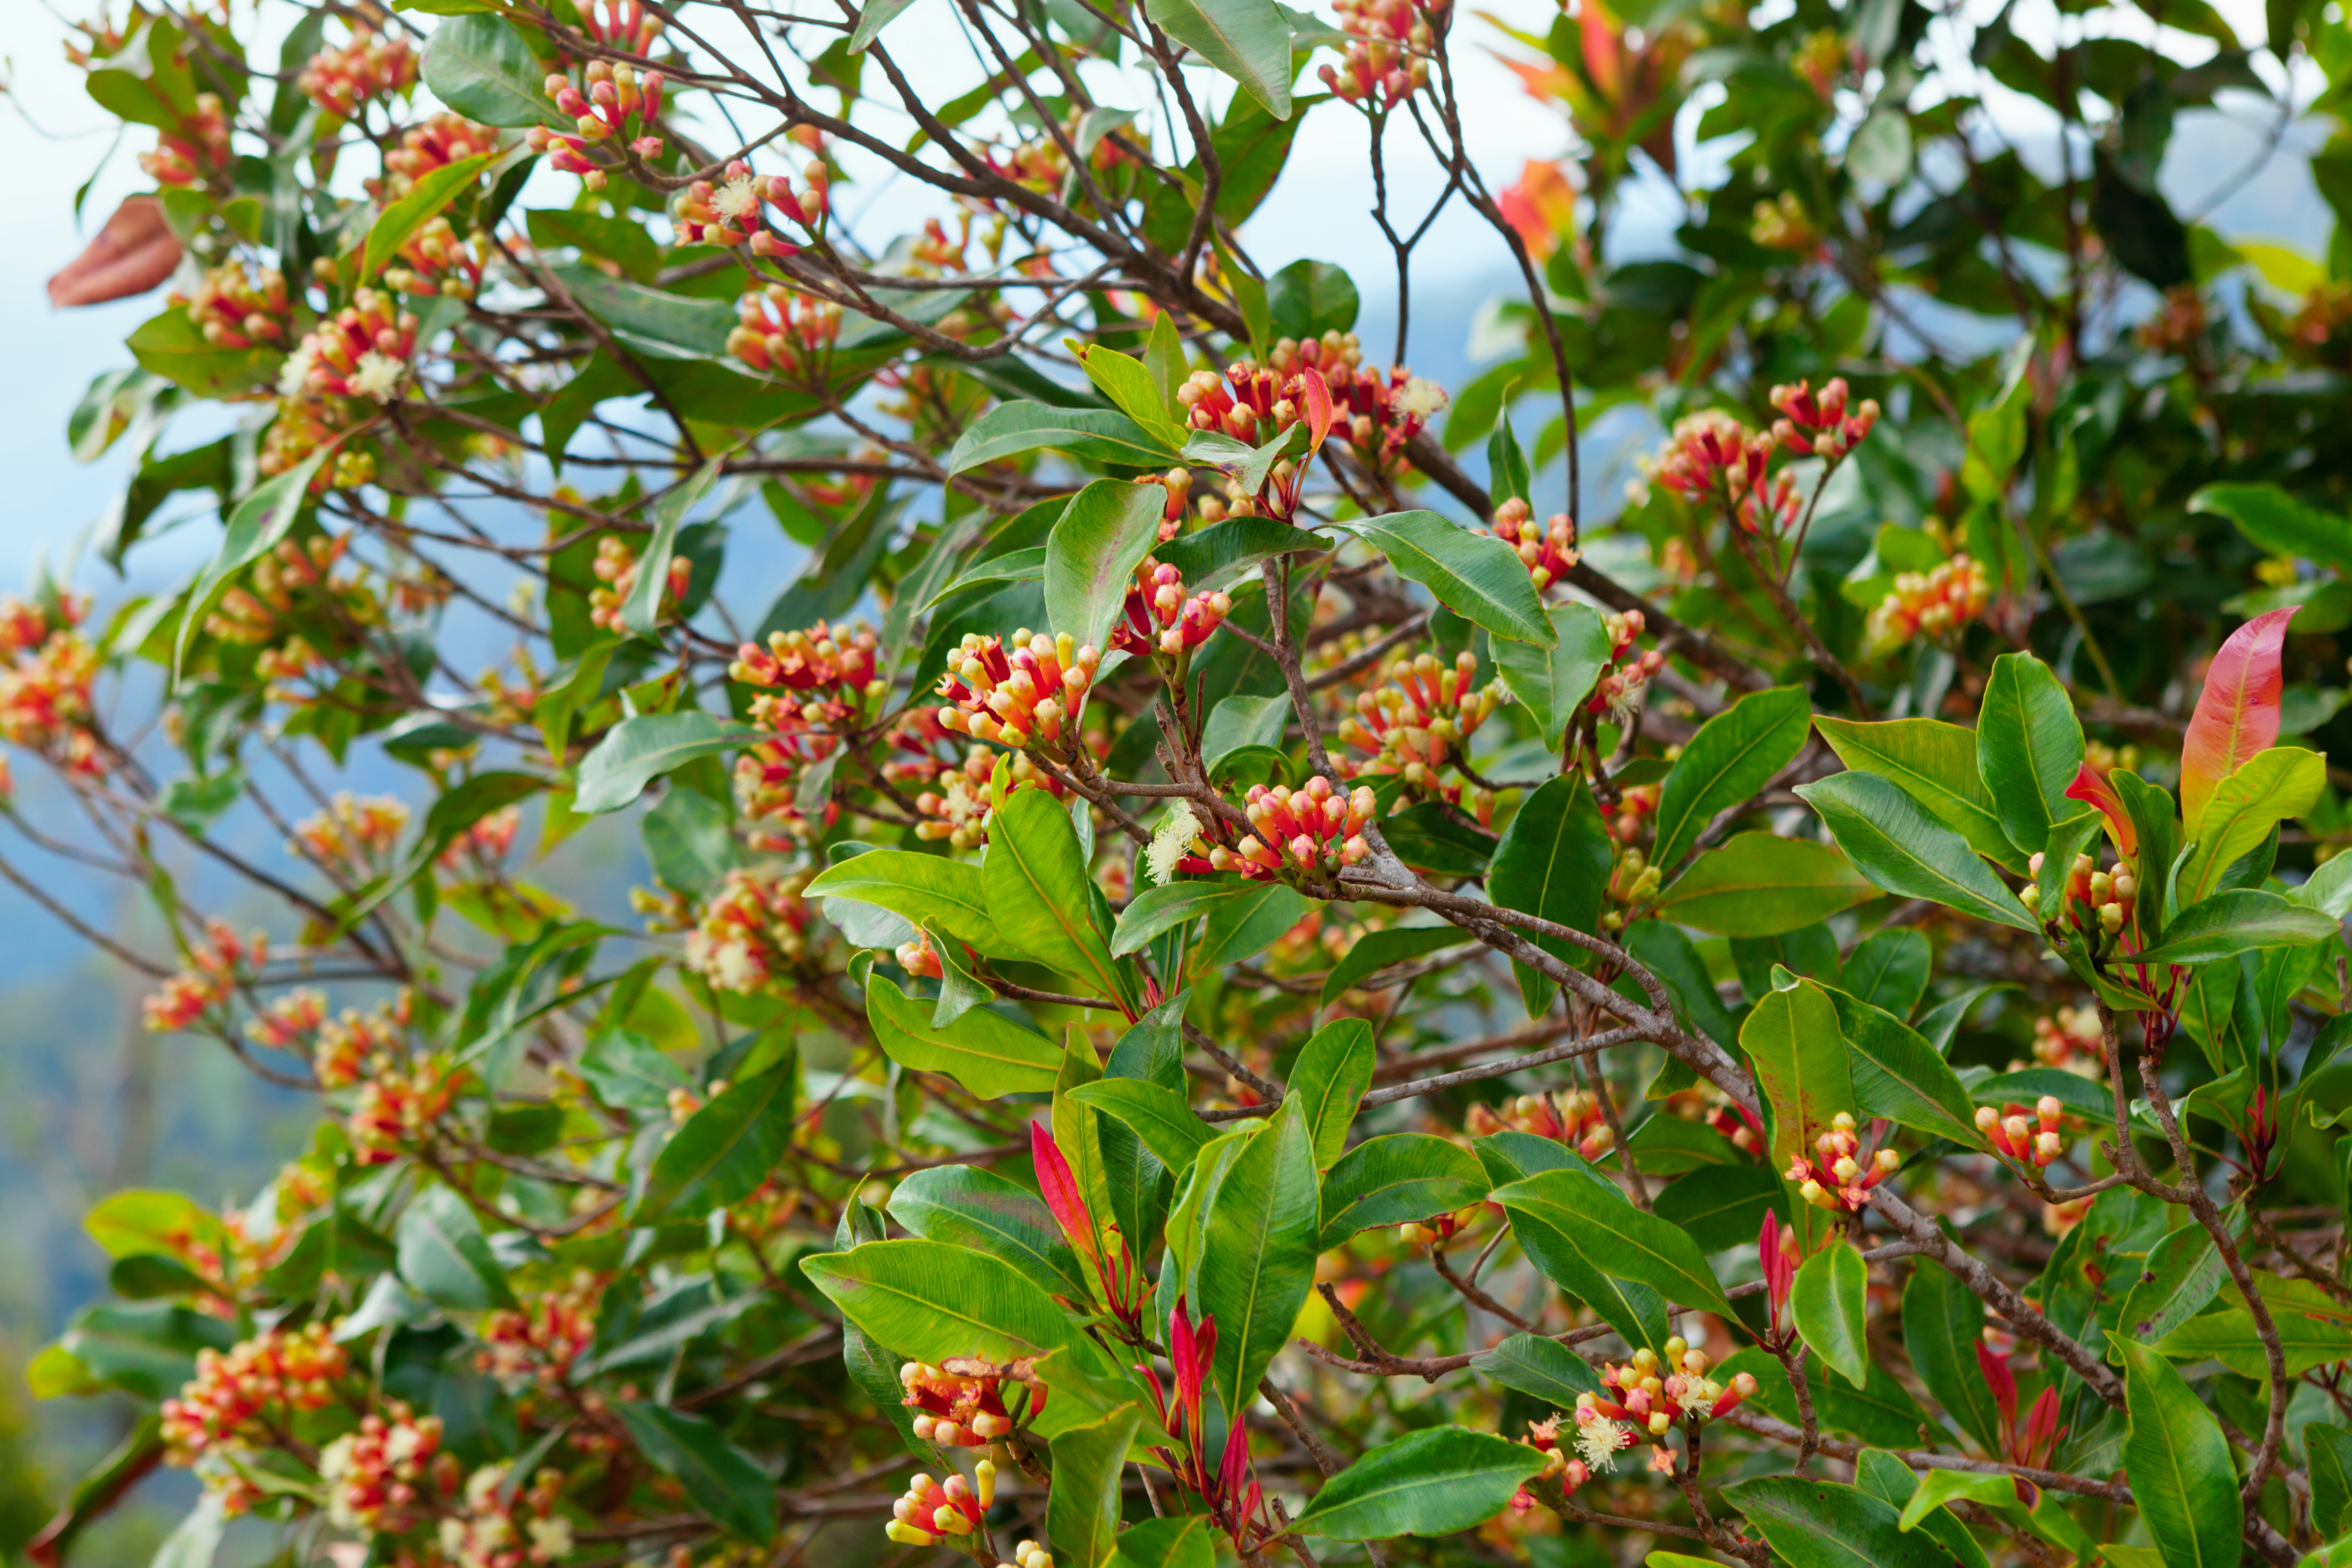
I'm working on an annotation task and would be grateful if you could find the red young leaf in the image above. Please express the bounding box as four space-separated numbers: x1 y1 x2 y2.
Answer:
2181 606 2298 830
48 197 182 308
2062 764 2136 856
1030 1120 1098 1264
1976 1340 2018 1437
1300 368 1334 457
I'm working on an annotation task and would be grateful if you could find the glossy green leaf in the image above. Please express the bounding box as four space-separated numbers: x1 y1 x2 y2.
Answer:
1144 0 1296 120
988 787 1131 1006
1155 516 1331 588
1842 928 1931 1020
363 152 493 281
2190 482 2352 573
1046 478 1172 663
1852 1450 1992 1568
634 1064 794 1222
1490 602 1614 748
848 0 918 50
1815 716 2023 872
1192 879 1308 974
1897 1468 2022 1531
622 459 721 638
1652 832 1879 935
1068 1078 1214 1173
611 1402 777 1543
1046 1403 1143 1567
1493 1167 1734 1316
574 712 758 814
2177 746 2325 905
1113 879 1252 956
418 15 554 127
1197 1100 1320 1413
1976 651 2086 858
887 1164 1092 1302
805 850 1000 956
1488 773 1612 1016
1653 686 1813 872
1289 1017 1375 1168
1319 924 1466 1007
866 974 1062 1096
174 442 332 683
2131 888 2338 965
1819 984 1984 1147
947 401 1183 473
1200 693 1288 778
1726 1475 1961 1568
2310 1424 2352 1537
1106 1515 1216 1568
2118 1223 2227 1347
1797 772 2038 930
1650 1164 1786 1252
1348 511 1554 646
1902 1258 2001 1453
1290 1427 1547 1540
1472 1331 1605 1408
2151 1272 2352 1378
1318 1133 1489 1244
2113 1332 2239 1568
1741 980 1854 1249
395 1186 517 1311
1072 342 1186 449
1791 1241 1870 1387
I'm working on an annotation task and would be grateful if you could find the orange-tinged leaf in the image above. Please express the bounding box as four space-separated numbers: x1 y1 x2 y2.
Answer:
2063 764 2136 857
1579 0 1625 99
2181 607 2298 832
1301 367 1333 457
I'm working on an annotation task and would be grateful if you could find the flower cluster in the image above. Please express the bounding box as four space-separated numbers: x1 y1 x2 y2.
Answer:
675 158 829 253
298 27 415 117
1178 344 1444 473
441 805 521 869
1599 846 1665 927
883 1465 997 1550
0 592 103 772
588 535 692 631
1467 1090 1617 1161
1750 190 1818 252
1977 1095 2066 1169
175 261 292 350
141 94 230 187
727 283 843 378
319 1404 446 1532
2031 1003 2106 1074
1786 1111 1901 1211
143 919 265 1033
1136 1299 1268 1554
281 289 418 403
1337 651 1504 793
1121 558 1235 657
207 534 377 653
384 216 490 300
1169 777 1379 882
377 113 499 201
1487 498 1581 590
438 1460 575 1568
898 1357 1043 1447
1589 609 1665 722
1318 0 1442 105
1511 1415 1592 1510
1606 780 1658 846
730 622 878 844
348 1057 454 1164
162 1324 350 1468
246 987 325 1054
478 1272 606 1386
290 791 411 874
1866 552 1989 652
682 867 816 993
2018 848 2138 941
1769 377 1881 463
313 996 410 1088
528 60 665 187
581 0 669 52
1566 1338 1756 1475
935 631 1100 750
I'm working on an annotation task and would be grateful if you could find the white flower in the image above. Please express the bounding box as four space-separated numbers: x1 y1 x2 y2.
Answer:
351 351 408 402
1394 377 1449 419
528 1514 576 1559
1145 800 1202 887
277 340 318 397
465 1462 510 1510
1572 1416 1632 1473
714 171 763 225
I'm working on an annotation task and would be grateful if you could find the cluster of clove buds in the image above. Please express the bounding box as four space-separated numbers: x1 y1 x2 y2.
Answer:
1467 1090 1617 1161
1785 1111 1901 1211
1486 498 1582 589
1337 650 1504 795
898 1358 1042 1448
1865 552 1990 653
884 1464 1000 1550
728 284 843 379
1166 777 1378 881
2019 848 2138 941
1319 0 1444 104
936 632 1100 750
526 60 663 187
674 158 829 253
1977 1095 2067 1169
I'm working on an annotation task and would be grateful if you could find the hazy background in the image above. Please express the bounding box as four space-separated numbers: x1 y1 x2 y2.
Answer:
0 0 2335 1556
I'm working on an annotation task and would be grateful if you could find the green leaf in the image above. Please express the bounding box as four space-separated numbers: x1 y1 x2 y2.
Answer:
623 459 722 639
1348 511 1555 646
1492 1167 1735 1316
1791 1241 1871 1387
1072 342 1187 450
1741 980 1855 1251
1380 801 1497 877
127 308 280 400
1902 1254 2000 1452
1113 881 1249 956
2131 888 2339 965
1197 1100 1320 1413
1488 774 1612 1017
1192 879 1309 974
1047 1403 1145 1565
395 1186 517 1311
1897 1469 2023 1532
1815 716 2024 872
1976 652 2085 858
2178 747 2326 905
2151 1273 2352 1378
363 151 493 281
611 1402 777 1543
2113 1332 2240 1568
1490 602 1613 748
848 0 919 50
174 443 332 683
2190 482 2352 572
1472 1331 1605 1408
946 402 1183 474
1267 258 1360 339
1290 1427 1547 1540
989 787 1132 1007
1797 772 2038 930
1200 693 1289 778
634 1064 794 1222
1843 928 1931 1019
1155 516 1331 588
1144 0 1296 120
1319 925 1466 1007
574 712 757 814
1653 687 1813 872
1107 1516 1215 1568
1318 1133 1489 1245
885 1164 1094 1301
1045 479 1172 662
85 1190 226 1261
806 851 1001 955
1289 1017 1375 1168
150 1494 226 1568
1068 1078 1214 1172
419 15 557 127
2310 1424 2352 1537
2118 1223 2228 1346
1819 984 1984 1146
866 974 1062 1097
1817 1361 1934 1450
1851 1450 1991 1568
1725 1476 1962 1568
1650 1164 1786 1252
1652 833 1879 936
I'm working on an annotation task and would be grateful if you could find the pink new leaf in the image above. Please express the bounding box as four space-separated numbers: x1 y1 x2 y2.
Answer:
1976 1341 2018 1439
1300 368 1334 458
2062 764 2136 857
2181 606 2299 831
1030 1121 1098 1264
